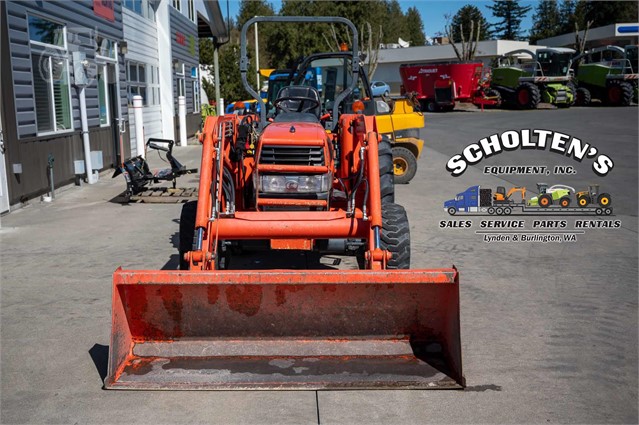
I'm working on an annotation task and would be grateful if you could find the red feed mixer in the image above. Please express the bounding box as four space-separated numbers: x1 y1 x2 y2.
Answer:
105 16 464 390
400 62 500 112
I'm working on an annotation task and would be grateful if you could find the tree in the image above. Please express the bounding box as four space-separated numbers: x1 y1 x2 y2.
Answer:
487 0 532 40
450 5 491 43
404 7 426 46
581 1 638 28
445 17 481 61
529 0 560 43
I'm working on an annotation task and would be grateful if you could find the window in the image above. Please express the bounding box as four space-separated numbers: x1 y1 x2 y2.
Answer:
128 62 160 106
97 65 110 126
128 62 146 106
187 0 195 21
192 81 200 112
28 16 65 48
29 16 72 134
172 0 181 11
95 36 116 60
32 54 72 133
123 0 155 21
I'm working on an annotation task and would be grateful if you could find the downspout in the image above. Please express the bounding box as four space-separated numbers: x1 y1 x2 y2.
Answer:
79 86 97 184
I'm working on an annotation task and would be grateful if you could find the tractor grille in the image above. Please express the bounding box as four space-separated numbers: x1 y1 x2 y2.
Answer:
260 145 325 166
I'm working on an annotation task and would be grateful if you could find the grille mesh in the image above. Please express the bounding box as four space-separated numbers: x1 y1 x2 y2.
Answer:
260 145 325 166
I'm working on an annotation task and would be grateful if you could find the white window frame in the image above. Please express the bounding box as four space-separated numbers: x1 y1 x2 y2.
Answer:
28 15 74 136
192 80 200 113
27 14 68 51
187 0 195 21
172 0 181 12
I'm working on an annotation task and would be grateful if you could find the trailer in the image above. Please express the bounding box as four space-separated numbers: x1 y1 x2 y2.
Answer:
444 185 613 216
399 62 500 112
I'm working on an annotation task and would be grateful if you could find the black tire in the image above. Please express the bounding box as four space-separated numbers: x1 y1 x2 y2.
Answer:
606 81 633 106
179 201 198 270
575 87 592 106
488 207 495 215
566 82 577 106
495 207 504 215
378 136 395 203
595 208 603 216
484 89 502 108
539 194 552 208
381 203 410 269
515 82 541 109
384 90 390 97
604 207 612 216
447 207 457 216
441 105 455 112
392 146 418 184
425 100 439 112
504 207 512 215
577 195 590 207
559 196 571 208
597 193 611 207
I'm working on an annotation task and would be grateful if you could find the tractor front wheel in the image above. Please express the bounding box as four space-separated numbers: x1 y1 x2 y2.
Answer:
539 194 552 208
597 193 611 207
179 201 198 270
559 196 571 207
515 82 541 109
392 146 418 184
378 137 395 203
381 203 410 269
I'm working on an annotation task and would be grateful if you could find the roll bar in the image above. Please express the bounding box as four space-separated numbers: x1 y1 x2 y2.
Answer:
240 16 359 129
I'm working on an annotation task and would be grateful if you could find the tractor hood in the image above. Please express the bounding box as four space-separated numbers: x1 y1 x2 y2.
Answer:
261 122 327 145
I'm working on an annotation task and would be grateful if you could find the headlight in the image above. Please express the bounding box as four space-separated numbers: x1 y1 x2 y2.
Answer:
259 174 331 193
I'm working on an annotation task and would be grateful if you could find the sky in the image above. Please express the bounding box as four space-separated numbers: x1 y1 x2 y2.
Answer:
221 0 538 39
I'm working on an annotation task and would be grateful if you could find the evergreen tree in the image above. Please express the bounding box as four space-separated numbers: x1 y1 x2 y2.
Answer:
404 6 426 46
487 0 532 40
450 5 492 43
530 0 560 43
582 1 638 28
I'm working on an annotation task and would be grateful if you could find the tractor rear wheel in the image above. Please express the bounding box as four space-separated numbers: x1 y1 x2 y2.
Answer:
392 146 417 184
539 194 552 208
381 203 410 269
515 82 541 109
575 87 592 106
179 201 198 270
606 81 633 106
597 193 611 207
559 196 571 207
378 136 395 203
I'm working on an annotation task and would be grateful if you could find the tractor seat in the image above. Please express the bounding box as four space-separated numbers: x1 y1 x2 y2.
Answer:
273 85 322 122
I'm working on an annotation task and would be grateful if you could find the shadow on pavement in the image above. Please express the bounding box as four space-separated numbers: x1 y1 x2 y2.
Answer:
89 343 109 385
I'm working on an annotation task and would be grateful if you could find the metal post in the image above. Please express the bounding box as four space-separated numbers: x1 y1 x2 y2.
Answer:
132 95 145 158
79 86 96 184
178 96 187 146
214 44 221 114
254 21 260 89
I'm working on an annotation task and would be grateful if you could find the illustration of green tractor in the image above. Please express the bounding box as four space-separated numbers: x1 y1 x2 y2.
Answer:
575 184 611 208
572 45 637 106
491 48 575 109
528 183 574 208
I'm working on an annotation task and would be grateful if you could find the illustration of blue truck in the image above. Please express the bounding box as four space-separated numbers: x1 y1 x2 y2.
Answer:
444 184 613 216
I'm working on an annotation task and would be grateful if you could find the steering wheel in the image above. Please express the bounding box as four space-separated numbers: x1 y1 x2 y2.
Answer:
274 96 321 114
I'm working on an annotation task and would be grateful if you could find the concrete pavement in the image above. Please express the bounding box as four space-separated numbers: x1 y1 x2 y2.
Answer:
1 106 637 424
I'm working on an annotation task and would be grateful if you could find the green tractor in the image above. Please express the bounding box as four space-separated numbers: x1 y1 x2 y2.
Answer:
491 48 575 109
572 45 637 106
528 183 574 208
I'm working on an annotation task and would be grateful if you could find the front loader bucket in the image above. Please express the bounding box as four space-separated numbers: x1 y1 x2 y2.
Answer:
106 268 463 390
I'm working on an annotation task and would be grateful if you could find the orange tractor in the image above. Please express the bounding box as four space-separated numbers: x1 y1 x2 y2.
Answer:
106 17 463 390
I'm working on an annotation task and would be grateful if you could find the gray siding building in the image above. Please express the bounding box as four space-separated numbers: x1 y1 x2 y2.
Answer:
0 0 226 211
